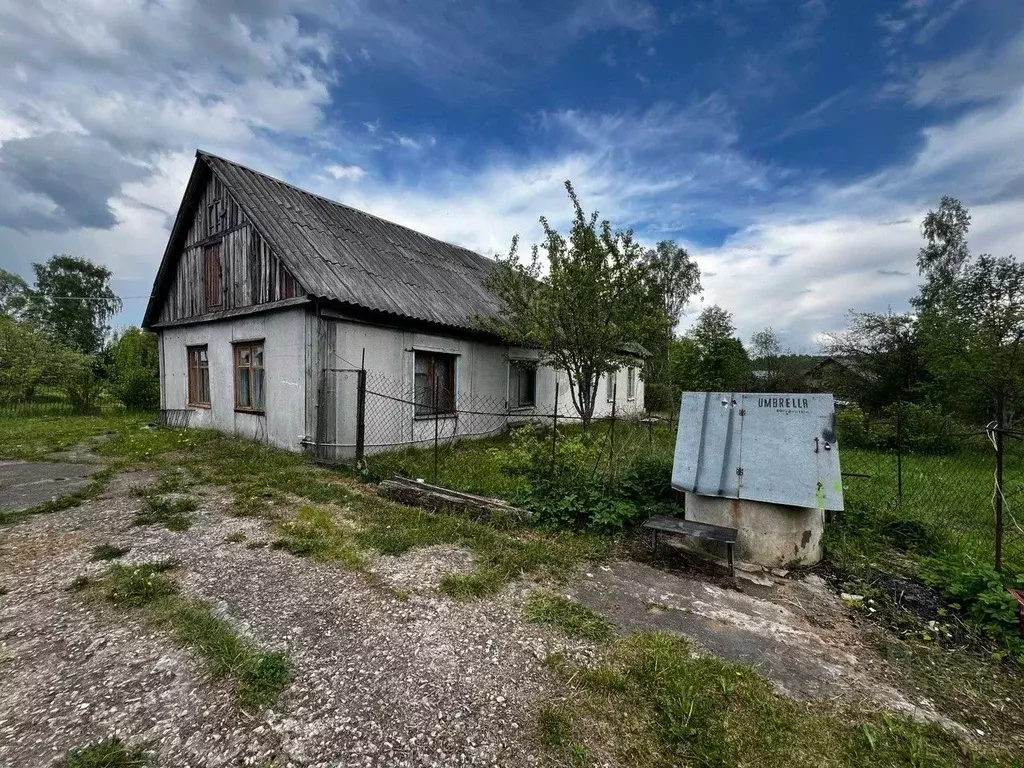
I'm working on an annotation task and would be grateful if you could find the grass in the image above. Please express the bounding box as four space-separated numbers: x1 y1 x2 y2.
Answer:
65 737 149 767
95 561 290 709
271 505 365 567
363 419 676 497
90 543 130 561
537 704 590 766
524 591 613 641
133 494 197 531
541 632 1018 768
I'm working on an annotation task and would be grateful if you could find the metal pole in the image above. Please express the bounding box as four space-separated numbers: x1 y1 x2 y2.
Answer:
552 381 559 467
896 399 903 505
996 394 1006 572
355 348 366 465
610 378 617 484
433 383 439 484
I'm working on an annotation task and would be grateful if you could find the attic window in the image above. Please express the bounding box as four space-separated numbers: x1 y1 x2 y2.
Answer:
204 242 223 311
207 200 227 236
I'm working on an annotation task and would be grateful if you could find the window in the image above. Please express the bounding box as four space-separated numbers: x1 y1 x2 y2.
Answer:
606 370 616 402
414 351 456 416
509 362 537 408
187 345 210 407
234 341 265 412
627 367 637 400
204 242 223 310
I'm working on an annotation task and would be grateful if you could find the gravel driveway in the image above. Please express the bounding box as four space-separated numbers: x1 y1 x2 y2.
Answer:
0 471 594 768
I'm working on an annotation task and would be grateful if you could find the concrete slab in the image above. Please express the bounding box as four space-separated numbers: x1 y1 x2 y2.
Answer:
0 461 98 513
570 559 934 717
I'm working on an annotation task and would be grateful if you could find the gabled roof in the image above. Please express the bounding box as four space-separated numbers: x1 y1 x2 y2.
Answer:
144 151 503 331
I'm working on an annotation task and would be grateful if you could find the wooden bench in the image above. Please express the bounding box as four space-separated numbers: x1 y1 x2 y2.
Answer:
643 515 738 576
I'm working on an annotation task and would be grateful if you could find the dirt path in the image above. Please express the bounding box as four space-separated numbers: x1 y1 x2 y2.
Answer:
0 459 975 766
0 471 589 767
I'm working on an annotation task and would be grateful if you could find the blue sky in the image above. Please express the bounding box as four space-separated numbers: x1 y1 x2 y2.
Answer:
1 0 1023 349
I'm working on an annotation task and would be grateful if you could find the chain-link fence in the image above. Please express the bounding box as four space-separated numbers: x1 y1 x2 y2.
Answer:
346 369 665 493
841 431 1024 574
312 369 1022 573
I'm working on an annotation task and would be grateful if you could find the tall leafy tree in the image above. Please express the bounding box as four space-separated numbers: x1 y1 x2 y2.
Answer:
690 305 752 391
23 255 122 355
823 310 926 413
645 240 702 331
750 326 784 390
641 240 702 410
107 327 160 410
479 181 658 426
0 268 28 317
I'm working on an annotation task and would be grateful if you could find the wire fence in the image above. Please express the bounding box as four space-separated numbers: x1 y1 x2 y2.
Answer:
332 370 1024 573
841 430 1024 574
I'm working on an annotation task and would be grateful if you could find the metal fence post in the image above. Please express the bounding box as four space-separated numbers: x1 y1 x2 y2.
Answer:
996 395 1006 572
433 384 440 484
896 399 904 505
610 378 617 484
552 381 559 468
355 368 366 465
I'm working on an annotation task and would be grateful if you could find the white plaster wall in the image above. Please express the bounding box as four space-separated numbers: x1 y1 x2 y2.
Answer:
326 319 645 454
158 307 307 451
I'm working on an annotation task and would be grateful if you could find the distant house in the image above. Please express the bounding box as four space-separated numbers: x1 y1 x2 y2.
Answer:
143 151 647 460
801 356 871 403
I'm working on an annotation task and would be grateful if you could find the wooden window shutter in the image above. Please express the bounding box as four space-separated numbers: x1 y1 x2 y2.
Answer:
204 242 223 310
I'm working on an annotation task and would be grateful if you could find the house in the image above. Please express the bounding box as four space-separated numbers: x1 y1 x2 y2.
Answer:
143 151 647 460
800 356 871 404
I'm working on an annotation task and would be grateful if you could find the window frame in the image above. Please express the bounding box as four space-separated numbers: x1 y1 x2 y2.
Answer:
627 366 637 401
606 370 616 403
204 241 223 311
186 345 210 408
233 340 265 413
414 351 457 418
509 360 537 409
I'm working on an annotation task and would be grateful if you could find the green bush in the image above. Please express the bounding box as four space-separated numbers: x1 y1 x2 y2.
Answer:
108 327 159 410
836 403 961 454
493 427 641 531
619 454 674 503
836 405 868 448
920 555 1024 661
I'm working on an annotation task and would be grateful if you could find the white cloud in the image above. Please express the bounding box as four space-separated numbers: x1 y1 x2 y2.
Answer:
326 164 367 181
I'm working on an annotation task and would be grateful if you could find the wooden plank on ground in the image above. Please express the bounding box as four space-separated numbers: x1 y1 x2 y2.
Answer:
377 476 531 522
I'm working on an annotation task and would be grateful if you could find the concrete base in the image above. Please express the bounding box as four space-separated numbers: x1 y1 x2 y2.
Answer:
683 492 824 568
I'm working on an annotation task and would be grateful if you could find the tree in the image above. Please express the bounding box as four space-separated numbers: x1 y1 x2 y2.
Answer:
23 255 122 355
750 326 784 390
918 254 1024 423
107 327 160 410
823 310 927 413
690 305 752 391
480 181 659 426
0 314 98 410
916 195 972 295
641 240 703 411
645 240 701 331
0 268 27 318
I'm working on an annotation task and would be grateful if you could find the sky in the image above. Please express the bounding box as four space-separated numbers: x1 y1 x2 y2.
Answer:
1 0 1022 351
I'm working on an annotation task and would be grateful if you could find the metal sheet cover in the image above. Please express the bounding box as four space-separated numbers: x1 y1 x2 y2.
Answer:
671 392 844 511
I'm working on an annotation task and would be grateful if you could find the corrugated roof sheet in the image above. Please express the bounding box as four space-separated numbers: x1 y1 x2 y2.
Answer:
200 151 503 331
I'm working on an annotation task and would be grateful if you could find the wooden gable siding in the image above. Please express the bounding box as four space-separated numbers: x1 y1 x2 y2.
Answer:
159 174 300 323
